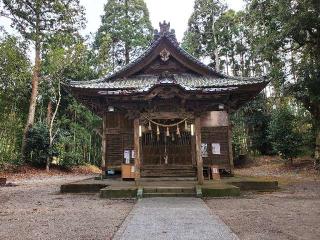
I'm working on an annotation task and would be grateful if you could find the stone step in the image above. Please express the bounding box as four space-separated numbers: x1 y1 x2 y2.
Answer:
143 187 195 194
143 192 196 198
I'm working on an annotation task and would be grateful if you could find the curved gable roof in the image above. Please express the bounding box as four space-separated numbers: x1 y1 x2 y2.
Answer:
67 21 269 112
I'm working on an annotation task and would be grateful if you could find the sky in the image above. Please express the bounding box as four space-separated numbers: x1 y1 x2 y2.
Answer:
81 0 245 42
1 0 245 61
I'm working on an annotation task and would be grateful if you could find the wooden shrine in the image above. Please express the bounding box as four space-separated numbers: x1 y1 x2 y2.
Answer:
66 21 269 184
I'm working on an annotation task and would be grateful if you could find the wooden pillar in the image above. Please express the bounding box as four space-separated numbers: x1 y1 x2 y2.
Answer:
227 107 234 174
195 117 204 185
133 118 141 180
191 133 196 166
101 113 107 178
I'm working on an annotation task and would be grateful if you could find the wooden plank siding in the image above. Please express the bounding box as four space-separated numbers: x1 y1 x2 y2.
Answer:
201 126 231 170
104 112 231 173
105 112 134 168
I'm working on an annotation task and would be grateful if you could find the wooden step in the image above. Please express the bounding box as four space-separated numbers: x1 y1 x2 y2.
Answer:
141 172 196 177
140 177 196 181
141 165 197 178
141 172 196 178
142 165 195 170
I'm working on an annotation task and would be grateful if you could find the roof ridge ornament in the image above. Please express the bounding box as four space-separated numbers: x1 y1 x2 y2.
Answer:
160 48 170 62
153 21 177 41
160 20 170 33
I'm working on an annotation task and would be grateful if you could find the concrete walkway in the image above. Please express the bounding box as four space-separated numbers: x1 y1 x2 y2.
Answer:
113 198 239 240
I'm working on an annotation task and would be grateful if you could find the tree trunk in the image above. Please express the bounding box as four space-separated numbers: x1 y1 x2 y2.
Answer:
46 80 61 172
46 100 52 171
124 0 130 64
47 100 52 126
315 127 320 170
21 42 41 160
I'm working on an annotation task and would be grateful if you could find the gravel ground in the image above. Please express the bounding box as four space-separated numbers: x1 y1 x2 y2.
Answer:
205 181 320 240
0 175 134 240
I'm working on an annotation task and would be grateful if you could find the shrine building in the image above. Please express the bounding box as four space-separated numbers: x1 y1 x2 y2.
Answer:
66 22 268 184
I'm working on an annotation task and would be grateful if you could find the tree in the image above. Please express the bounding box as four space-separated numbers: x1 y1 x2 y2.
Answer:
1 0 86 160
95 0 153 72
41 33 98 170
246 0 320 168
182 0 226 68
0 33 31 164
268 106 302 164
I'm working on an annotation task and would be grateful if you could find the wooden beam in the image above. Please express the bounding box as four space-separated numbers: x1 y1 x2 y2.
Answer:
133 118 141 180
141 111 194 120
195 117 204 184
227 108 234 174
101 113 107 178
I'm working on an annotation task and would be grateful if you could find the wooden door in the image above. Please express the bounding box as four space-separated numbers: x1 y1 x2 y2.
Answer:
142 131 192 166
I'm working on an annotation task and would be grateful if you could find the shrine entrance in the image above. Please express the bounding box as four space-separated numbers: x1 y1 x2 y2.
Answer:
141 118 194 167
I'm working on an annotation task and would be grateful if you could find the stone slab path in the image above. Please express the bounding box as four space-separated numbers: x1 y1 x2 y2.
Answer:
113 197 239 240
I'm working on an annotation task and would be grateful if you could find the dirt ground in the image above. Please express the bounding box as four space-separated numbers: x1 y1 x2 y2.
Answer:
1 159 320 240
234 156 320 181
0 174 134 240
206 181 320 240
207 156 320 240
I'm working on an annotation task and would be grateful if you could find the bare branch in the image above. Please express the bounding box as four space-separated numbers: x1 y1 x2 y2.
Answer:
49 79 61 143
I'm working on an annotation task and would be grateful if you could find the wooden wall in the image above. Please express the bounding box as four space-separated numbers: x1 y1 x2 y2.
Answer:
104 111 231 171
200 111 231 170
105 112 134 168
201 126 230 170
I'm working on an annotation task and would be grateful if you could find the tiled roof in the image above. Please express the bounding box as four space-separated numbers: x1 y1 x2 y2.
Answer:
69 73 267 92
68 24 268 94
71 29 224 84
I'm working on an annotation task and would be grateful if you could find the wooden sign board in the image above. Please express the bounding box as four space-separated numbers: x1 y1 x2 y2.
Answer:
121 164 135 180
210 165 220 180
0 177 6 186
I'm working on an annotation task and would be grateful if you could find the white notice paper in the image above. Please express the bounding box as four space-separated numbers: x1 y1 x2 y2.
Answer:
124 150 130 164
212 167 219 174
212 143 221 155
201 143 208 157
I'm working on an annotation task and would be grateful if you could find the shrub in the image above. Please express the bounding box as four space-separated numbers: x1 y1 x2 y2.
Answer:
25 122 50 167
59 151 83 169
268 106 302 163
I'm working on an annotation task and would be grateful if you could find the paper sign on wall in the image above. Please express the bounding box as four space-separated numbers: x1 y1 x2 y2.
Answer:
124 150 130 164
211 167 219 174
211 143 221 155
131 150 135 159
201 143 208 157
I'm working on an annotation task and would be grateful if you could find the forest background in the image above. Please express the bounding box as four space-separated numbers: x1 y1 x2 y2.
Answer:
0 0 319 171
